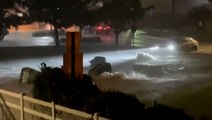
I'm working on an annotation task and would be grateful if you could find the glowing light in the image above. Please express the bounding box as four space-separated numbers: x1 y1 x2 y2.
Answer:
97 26 103 30
17 13 23 17
150 46 159 51
106 26 110 30
166 44 175 51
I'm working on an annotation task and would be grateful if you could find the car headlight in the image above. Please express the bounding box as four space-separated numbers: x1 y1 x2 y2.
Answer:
166 44 175 51
150 46 159 51
150 44 176 51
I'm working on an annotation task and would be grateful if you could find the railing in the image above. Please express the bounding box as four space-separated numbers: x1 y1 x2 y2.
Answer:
0 93 16 120
0 89 109 120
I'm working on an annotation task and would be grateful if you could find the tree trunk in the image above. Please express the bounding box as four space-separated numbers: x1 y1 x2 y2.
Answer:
79 26 82 41
115 32 119 46
52 13 60 47
131 25 137 46
132 33 135 46
53 24 60 46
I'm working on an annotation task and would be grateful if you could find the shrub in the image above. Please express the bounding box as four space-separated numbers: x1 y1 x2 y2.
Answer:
33 63 194 120
145 102 194 120
92 90 146 119
33 63 100 109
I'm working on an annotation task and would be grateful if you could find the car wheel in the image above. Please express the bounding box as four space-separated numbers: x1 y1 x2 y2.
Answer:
192 45 198 51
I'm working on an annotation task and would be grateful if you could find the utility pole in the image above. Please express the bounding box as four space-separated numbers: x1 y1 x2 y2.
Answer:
171 0 175 14
171 0 175 30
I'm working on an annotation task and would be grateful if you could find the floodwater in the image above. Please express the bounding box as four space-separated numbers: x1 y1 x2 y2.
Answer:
1 31 212 119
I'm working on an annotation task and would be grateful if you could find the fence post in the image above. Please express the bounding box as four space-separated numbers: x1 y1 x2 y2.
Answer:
20 93 24 120
93 112 99 120
51 101 55 120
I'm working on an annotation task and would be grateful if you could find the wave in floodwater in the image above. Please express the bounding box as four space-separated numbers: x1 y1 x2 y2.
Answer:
98 71 187 82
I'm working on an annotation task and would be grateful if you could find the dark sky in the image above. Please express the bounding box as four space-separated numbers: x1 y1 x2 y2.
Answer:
141 0 209 14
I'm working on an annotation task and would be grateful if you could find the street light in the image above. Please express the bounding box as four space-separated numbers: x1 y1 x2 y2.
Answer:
171 0 175 30
171 0 175 14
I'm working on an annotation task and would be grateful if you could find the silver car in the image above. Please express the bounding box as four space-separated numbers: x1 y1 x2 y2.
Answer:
172 36 199 52
149 36 199 53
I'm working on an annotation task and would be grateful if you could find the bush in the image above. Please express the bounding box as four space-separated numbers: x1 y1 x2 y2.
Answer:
33 63 100 109
145 102 194 120
92 90 146 119
33 63 194 120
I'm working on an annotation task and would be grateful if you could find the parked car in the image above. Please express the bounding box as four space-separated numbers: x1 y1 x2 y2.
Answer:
95 23 111 34
175 36 199 52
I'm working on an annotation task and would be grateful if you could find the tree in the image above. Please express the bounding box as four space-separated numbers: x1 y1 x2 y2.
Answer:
1 0 29 24
0 0 14 18
0 0 29 40
27 0 94 46
19 0 145 46
187 5 212 33
22 0 145 46
95 0 145 46
0 0 12 40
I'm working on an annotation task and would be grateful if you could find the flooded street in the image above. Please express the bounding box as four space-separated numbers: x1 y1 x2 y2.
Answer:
1 31 212 118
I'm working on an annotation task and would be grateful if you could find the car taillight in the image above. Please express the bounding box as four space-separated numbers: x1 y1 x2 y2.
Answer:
106 26 110 30
97 26 103 30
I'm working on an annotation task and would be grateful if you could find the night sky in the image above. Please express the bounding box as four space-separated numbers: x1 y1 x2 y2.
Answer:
141 0 209 14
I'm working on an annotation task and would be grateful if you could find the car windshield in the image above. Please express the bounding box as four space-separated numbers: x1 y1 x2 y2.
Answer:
172 36 186 43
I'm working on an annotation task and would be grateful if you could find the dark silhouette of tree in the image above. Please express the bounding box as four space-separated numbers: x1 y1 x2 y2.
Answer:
0 0 13 40
33 63 100 109
12 0 146 46
96 0 145 46
146 102 194 120
0 0 29 40
27 0 94 46
1 0 29 24
187 5 212 33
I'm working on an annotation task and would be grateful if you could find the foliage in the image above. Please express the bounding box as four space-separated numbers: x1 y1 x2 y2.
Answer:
0 0 14 25
33 63 193 120
27 0 94 27
187 5 212 22
96 0 144 46
98 0 144 27
187 5 212 33
0 0 14 9
33 62 100 109
25 0 145 46
91 90 146 119
0 0 30 28
26 0 95 46
1 0 146 46
146 102 194 120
